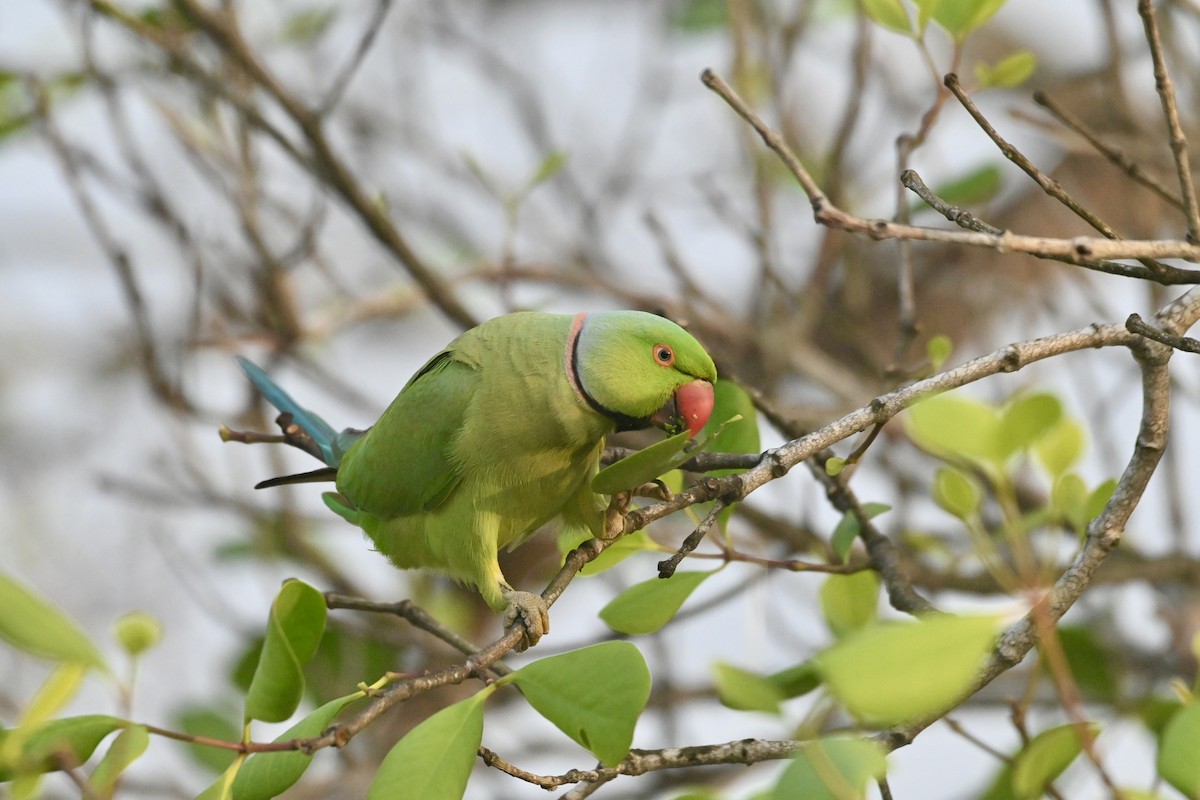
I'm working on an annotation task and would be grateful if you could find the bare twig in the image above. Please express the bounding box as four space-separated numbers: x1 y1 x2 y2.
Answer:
28 78 191 412
1138 0 1200 241
317 0 394 115
91 0 478 330
901 168 1200 283
1126 312 1200 353
943 76 1124 241
657 500 725 578
1032 91 1184 211
481 738 804 791
700 68 1200 277
323 593 508 673
902 169 1004 236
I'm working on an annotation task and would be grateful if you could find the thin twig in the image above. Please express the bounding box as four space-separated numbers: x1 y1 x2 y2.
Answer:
480 738 804 791
28 78 191 412
901 168 1198 281
1032 90 1184 211
658 500 725 578
1138 0 1200 241
1126 312 1200 353
323 593 510 674
91 0 478 330
902 169 1003 236
943 73 1171 277
889 40 960 380
317 0 394 115
700 68 1200 278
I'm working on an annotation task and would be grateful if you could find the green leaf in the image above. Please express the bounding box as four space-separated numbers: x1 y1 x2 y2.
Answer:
862 0 912 34
1158 702 1200 797
304 623 404 708
1139 695 1183 738
90 724 149 795
825 457 846 476
175 707 240 774
978 762 1017 800
0 716 125 782
998 393 1063 460
281 8 337 43
815 614 999 726
770 737 888 800
592 415 743 496
713 662 786 713
927 334 954 370
500 642 650 766
933 466 983 520
599 571 713 635
523 150 567 192
906 392 1003 464
1011 723 1096 800
672 0 729 32
1052 473 1088 533
244 580 327 723
913 0 940 31
136 5 199 34
709 661 821 711
830 503 890 562
1032 418 1086 477
17 662 88 735
0 571 105 668
113 611 162 657
367 690 489 800
933 165 1002 208
976 50 1037 89
1086 479 1117 524
1052 627 1117 703
819 572 880 638
233 693 360 800
767 661 822 699
593 430 695 494
195 756 244 800
696 380 761 531
702 380 760 464
831 512 859 561
931 0 1006 39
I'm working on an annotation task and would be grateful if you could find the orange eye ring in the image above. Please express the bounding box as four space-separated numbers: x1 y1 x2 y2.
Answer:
653 344 675 366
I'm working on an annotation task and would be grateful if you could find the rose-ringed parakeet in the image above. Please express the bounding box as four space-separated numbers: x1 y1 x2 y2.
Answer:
233 310 717 647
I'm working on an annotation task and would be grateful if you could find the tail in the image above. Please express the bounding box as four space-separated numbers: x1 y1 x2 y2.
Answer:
237 357 360 469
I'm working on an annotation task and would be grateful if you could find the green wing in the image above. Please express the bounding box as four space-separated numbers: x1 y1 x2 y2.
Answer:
333 349 477 519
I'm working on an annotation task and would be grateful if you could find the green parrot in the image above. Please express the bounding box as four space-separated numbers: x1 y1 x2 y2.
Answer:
234 310 717 647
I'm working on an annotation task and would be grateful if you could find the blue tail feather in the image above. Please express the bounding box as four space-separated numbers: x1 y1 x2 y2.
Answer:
237 357 340 466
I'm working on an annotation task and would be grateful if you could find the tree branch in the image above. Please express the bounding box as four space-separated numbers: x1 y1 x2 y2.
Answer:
700 68 1200 276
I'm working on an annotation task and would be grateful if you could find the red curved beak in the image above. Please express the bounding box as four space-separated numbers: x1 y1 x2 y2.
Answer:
650 379 715 438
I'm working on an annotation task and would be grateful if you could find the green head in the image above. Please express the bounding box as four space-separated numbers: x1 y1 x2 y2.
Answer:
568 311 717 436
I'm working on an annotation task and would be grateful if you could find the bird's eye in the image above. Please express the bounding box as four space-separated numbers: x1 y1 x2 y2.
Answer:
653 344 675 366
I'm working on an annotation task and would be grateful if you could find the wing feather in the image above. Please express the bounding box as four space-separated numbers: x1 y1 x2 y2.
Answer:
334 350 476 517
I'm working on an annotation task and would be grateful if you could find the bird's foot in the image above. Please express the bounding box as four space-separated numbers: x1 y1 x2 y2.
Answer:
502 590 549 651
602 491 632 540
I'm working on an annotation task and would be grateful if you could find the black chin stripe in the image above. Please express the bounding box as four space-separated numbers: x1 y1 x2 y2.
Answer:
569 318 652 432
